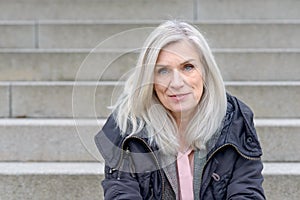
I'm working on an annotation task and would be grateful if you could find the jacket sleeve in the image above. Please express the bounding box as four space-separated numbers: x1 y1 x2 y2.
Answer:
94 115 143 200
226 156 266 200
102 164 143 200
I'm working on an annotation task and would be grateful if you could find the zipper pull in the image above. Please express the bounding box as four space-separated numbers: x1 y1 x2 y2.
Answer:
108 168 117 174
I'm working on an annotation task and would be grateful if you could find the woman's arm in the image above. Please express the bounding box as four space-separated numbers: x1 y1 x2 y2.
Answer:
102 165 143 200
226 156 265 199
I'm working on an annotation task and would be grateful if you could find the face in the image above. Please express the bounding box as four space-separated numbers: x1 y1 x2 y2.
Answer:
154 40 204 120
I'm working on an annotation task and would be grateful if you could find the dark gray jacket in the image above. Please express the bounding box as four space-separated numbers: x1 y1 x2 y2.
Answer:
95 94 266 199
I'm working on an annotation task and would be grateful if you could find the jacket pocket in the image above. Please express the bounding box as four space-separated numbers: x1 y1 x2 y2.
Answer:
211 172 230 200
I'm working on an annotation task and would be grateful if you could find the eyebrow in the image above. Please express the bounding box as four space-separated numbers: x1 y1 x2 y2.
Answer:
180 59 196 65
156 59 196 68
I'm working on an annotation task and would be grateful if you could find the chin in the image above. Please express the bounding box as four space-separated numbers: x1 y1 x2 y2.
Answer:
169 107 193 114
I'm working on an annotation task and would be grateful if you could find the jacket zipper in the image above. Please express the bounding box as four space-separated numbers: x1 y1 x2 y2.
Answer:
113 136 165 200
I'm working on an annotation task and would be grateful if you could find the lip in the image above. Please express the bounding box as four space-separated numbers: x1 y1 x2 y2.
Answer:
168 93 190 101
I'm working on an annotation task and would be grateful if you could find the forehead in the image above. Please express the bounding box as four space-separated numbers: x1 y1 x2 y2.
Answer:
157 40 199 63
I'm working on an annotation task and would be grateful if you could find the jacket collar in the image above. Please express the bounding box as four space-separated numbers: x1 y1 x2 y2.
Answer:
206 93 263 159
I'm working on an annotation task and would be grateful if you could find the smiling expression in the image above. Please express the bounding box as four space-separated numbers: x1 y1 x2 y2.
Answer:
154 40 204 120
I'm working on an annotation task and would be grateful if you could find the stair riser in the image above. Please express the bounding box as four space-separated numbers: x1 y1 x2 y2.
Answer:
257 126 300 162
1 83 299 118
0 124 100 162
1 23 300 49
263 175 300 200
0 0 193 21
0 173 298 200
226 84 300 118
1 51 299 81
38 23 300 49
1 0 299 20
0 175 103 200
1 84 297 118
0 120 299 162
197 0 300 20
0 24 35 48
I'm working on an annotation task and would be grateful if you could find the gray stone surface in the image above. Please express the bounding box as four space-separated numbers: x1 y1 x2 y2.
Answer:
0 83 9 117
197 0 300 20
0 119 104 162
263 163 300 200
11 82 122 118
0 23 35 48
0 118 299 162
1 0 300 21
0 50 137 81
0 162 104 200
0 162 299 200
226 82 300 118
215 50 300 81
256 119 300 162
0 0 299 199
0 51 87 81
38 22 300 49
196 23 300 49
0 0 193 20
1 49 299 81
10 82 300 118
38 23 155 49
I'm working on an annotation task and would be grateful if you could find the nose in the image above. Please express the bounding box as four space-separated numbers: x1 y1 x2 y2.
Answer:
170 70 184 89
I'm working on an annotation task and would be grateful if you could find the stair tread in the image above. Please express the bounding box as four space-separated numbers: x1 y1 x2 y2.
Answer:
1 80 300 85
0 162 299 175
1 48 300 53
0 118 299 126
0 162 104 175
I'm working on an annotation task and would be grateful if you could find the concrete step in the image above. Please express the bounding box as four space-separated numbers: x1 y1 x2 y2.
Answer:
0 83 9 117
226 81 300 118
38 21 300 49
0 118 299 162
1 49 300 82
0 162 299 200
0 162 104 200
262 162 300 200
0 0 194 21
0 0 299 21
256 119 300 162
1 21 300 49
0 21 35 48
197 0 300 20
0 119 103 162
0 81 298 118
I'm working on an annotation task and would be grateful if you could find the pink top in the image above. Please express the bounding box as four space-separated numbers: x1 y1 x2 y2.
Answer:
177 149 194 200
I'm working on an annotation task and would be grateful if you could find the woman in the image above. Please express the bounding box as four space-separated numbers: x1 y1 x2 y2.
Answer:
95 20 265 199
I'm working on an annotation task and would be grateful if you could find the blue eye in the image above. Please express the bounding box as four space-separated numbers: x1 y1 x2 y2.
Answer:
183 64 194 71
158 68 169 75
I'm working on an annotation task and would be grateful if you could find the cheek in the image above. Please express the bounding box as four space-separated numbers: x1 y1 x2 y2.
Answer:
154 77 169 92
154 84 164 97
191 78 204 102
194 85 203 102
154 84 170 108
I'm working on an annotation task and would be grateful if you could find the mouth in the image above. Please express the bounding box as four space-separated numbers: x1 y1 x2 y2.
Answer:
168 93 190 101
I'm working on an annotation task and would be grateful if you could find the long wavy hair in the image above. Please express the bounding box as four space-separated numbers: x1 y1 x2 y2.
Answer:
112 20 227 155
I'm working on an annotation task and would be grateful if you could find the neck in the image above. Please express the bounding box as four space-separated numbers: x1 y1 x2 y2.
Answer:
172 111 195 151
172 110 195 131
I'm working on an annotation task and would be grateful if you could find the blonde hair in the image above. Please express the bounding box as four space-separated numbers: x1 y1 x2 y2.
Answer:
112 20 227 155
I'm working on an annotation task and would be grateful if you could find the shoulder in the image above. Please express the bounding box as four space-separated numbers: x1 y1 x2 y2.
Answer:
94 114 154 167
94 114 126 167
223 93 263 158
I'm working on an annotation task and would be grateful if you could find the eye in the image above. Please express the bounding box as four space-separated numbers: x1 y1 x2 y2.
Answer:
157 68 169 75
183 64 195 71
